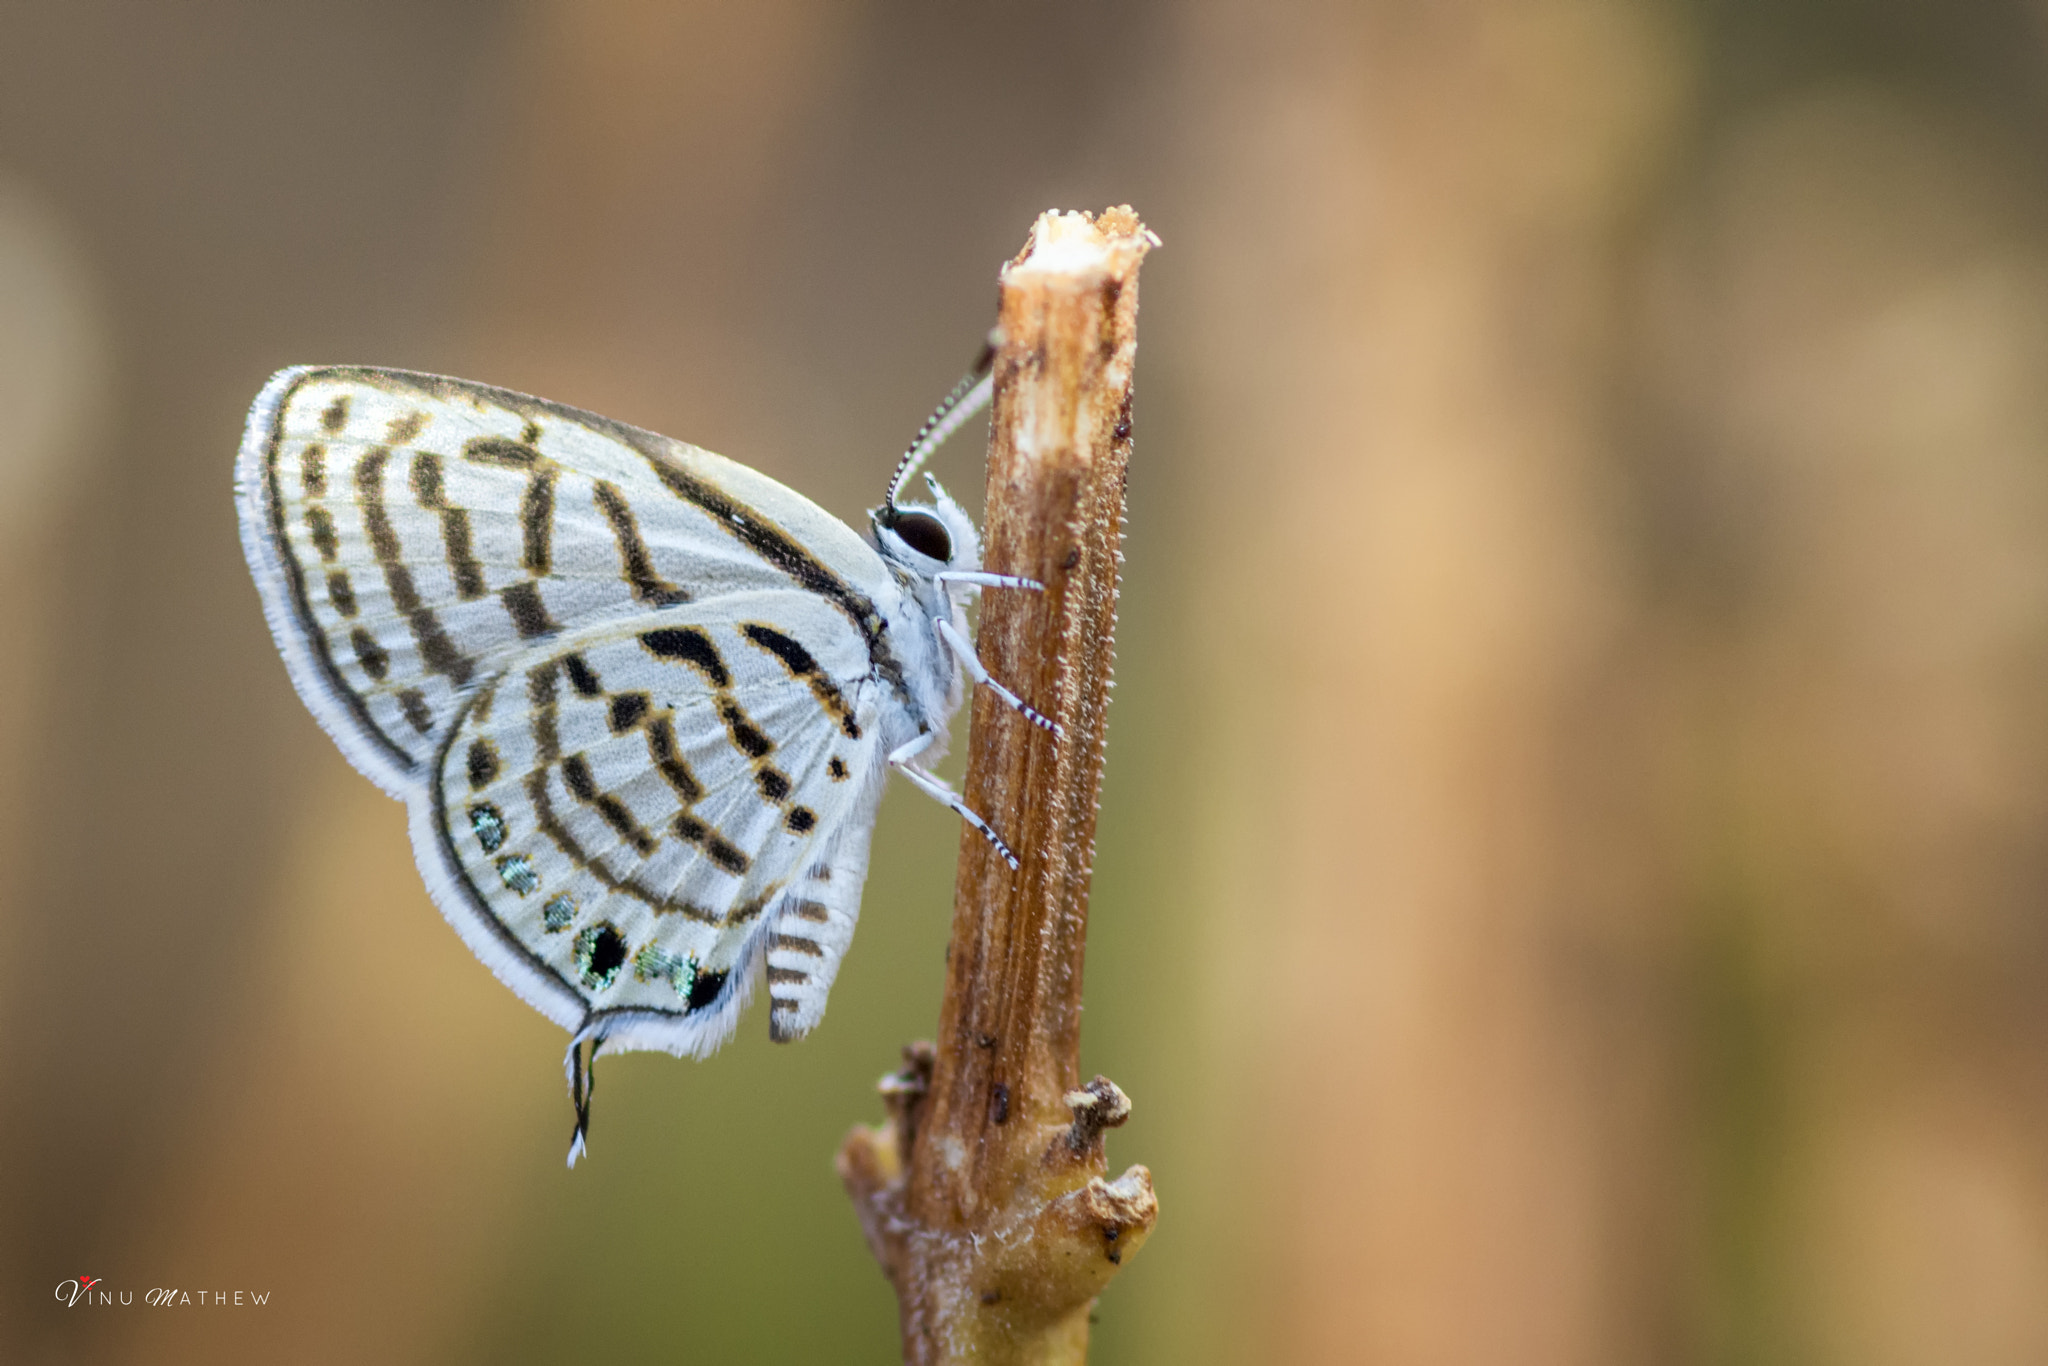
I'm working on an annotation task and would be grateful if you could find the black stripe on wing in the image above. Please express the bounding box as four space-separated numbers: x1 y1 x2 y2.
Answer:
259 375 418 778
296 367 908 691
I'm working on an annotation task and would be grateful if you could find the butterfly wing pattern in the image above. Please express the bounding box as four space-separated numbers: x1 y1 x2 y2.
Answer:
236 366 999 1154
436 599 884 1052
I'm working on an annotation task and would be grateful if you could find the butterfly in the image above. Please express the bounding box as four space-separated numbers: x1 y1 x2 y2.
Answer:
233 346 1051 1163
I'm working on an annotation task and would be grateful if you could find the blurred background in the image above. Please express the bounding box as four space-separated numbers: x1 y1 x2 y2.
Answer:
5 1 2048 1362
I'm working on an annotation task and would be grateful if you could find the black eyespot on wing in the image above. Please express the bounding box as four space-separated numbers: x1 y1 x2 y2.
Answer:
890 509 952 561
687 966 728 1012
786 806 816 833
574 922 628 990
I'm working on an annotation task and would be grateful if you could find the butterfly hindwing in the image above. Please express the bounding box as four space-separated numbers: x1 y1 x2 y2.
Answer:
425 594 884 1055
235 366 897 799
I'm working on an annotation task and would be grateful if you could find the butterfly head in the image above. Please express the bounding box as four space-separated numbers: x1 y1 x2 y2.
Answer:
873 472 980 578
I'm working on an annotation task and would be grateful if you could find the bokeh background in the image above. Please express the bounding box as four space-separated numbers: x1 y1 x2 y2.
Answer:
5 1 2048 1362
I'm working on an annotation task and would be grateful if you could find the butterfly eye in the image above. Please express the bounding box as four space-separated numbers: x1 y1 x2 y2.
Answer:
891 509 952 562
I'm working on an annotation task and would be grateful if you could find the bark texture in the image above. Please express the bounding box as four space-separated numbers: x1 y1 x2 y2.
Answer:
839 206 1155 1366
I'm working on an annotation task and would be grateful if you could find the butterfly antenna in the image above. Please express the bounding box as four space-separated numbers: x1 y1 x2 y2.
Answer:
885 332 998 513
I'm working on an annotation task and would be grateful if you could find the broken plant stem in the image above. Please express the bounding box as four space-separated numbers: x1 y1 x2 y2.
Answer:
839 206 1156 1366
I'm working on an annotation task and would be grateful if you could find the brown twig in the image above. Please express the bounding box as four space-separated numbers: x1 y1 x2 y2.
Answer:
839 206 1156 1365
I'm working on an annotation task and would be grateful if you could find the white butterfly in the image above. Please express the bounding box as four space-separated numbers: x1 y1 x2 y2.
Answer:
233 352 1049 1163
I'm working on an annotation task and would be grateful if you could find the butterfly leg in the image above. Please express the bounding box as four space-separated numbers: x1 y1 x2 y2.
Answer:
889 731 1021 869
936 570 1043 592
933 618 1063 738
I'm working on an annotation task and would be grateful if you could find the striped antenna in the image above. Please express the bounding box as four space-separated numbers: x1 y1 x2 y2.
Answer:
885 334 998 514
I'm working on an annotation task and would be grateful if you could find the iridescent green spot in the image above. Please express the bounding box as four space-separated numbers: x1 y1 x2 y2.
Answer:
497 854 539 896
575 922 628 990
542 893 576 933
470 804 507 854
633 943 698 1000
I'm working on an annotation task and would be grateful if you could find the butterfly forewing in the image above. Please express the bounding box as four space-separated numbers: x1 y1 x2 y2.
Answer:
241 367 893 796
433 597 879 1048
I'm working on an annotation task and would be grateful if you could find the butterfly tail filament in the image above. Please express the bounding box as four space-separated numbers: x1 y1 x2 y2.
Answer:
565 1031 600 1167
